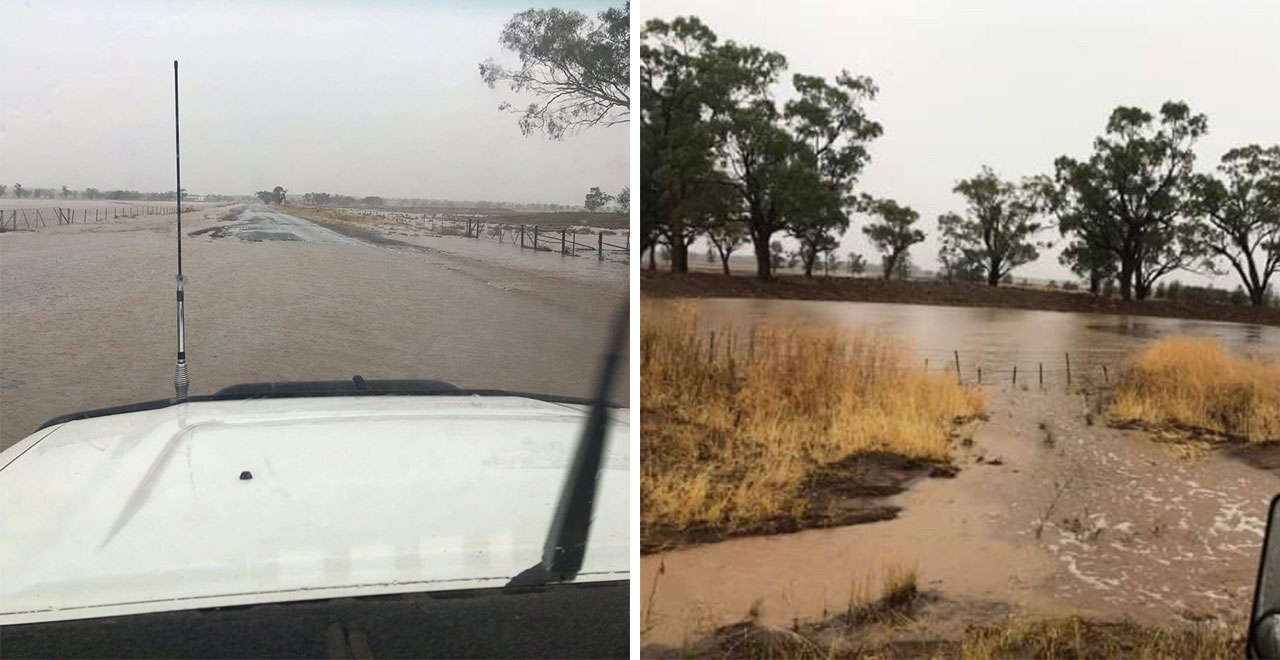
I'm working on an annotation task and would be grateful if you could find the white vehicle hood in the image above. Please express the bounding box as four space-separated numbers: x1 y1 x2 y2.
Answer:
0 395 629 625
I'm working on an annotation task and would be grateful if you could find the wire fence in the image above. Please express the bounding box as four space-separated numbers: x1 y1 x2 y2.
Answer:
336 209 630 260
0 204 194 232
689 327 1129 389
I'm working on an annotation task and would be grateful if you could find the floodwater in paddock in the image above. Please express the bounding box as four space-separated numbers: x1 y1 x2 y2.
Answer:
640 298 1280 652
663 297 1280 380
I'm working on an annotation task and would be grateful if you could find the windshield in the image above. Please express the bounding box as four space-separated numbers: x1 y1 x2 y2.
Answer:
0 1 629 452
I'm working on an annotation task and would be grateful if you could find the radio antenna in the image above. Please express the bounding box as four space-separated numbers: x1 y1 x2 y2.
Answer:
173 60 189 401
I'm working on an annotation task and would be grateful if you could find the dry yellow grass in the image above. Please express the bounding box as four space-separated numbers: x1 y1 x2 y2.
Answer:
961 615 1242 659
641 302 984 543
1107 337 1280 443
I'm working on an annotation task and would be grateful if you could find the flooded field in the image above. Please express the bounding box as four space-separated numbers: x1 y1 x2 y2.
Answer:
640 298 1279 652
0 206 627 452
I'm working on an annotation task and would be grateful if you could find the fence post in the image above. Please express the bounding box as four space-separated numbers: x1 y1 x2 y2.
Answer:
598 232 603 260
571 231 576 256
1102 365 1109 384
1013 365 1018 385
709 331 716 362
533 225 538 250
520 224 525 247
561 229 567 254
1065 353 1072 385
1039 363 1044 387
954 350 961 384
978 366 982 384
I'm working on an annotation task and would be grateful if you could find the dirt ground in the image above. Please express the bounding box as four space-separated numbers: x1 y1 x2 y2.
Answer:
642 270 1280 327
0 205 627 451
639 385 1278 652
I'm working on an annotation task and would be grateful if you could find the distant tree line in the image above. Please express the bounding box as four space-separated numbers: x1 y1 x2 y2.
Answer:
0 184 200 201
641 16 1280 308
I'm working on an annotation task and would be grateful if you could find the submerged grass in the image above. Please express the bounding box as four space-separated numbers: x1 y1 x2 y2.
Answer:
641 302 983 547
1107 337 1280 443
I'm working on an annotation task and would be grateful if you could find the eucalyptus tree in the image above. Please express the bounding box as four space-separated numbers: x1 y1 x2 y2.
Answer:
1048 102 1208 300
480 3 629 139
781 71 882 278
1189 145 1280 307
862 198 925 280
640 16 723 272
938 166 1047 286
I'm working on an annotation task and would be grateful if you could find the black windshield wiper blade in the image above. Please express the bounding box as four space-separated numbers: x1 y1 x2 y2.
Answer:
508 304 627 587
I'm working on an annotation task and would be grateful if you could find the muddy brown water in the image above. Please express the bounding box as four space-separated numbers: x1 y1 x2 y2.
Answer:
641 298 1279 651
0 208 627 452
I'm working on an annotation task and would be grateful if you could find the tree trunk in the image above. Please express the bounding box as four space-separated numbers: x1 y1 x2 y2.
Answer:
1250 285 1266 307
1118 260 1134 301
648 246 656 270
720 252 731 276
1089 268 1102 295
670 241 689 272
753 234 772 280
882 254 895 280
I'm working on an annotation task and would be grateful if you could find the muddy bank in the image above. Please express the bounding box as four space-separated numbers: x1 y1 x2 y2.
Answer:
642 270 1280 327
642 450 957 554
639 386 1277 648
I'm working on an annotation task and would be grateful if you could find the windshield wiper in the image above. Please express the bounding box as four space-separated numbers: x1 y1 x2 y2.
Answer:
507 304 627 587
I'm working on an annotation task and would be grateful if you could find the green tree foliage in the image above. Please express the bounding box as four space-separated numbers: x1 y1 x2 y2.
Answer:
641 16 727 272
1188 145 1280 307
862 198 924 280
480 3 629 139
616 186 630 212
584 186 614 212
1047 102 1207 300
256 191 274 204
13 184 24 198
641 17 880 279
272 186 287 205
938 166 1046 286
701 182 748 275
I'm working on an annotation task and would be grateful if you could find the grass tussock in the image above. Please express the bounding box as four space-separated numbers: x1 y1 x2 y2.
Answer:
961 615 1242 659
714 564 923 659
641 302 984 545
1107 337 1280 443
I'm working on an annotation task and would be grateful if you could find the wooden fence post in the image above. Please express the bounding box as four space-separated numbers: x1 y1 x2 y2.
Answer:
1039 363 1044 387
533 225 538 250
1013 365 1018 385
1065 352 1072 385
520 224 525 247
571 231 577 256
598 232 603 259
978 366 982 384
1102 365 1109 384
954 350 962 384
561 229 567 254
709 331 716 362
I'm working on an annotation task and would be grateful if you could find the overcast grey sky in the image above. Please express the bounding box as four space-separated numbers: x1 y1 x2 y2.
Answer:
647 0 1280 285
0 0 627 206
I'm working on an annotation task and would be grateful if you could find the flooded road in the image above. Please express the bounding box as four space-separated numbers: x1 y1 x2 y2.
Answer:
207 206 367 246
640 298 1279 651
0 206 627 452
